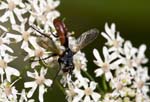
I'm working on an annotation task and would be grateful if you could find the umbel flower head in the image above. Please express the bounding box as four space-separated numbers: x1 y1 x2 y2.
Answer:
93 23 150 102
0 0 149 101
24 67 52 102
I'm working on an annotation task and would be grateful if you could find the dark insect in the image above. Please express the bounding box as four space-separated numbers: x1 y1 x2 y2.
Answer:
30 18 99 81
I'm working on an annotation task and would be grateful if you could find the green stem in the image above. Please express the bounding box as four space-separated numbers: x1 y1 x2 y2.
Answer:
84 71 104 96
102 75 108 92
55 80 66 95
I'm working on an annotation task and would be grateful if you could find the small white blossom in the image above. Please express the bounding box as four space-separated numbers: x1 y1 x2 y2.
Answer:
0 80 18 102
24 67 52 102
121 41 139 76
132 44 148 67
0 0 27 24
73 51 87 78
93 47 122 81
11 19 37 49
110 73 133 97
135 92 150 102
101 23 124 53
22 37 50 68
0 54 20 82
0 30 22 55
73 81 101 102
132 66 150 95
27 0 60 32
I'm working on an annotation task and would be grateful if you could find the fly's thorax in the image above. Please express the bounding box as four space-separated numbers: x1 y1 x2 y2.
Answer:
59 48 74 73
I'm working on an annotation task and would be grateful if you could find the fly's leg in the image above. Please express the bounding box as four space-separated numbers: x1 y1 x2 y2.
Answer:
49 27 59 37
30 25 52 39
30 54 57 62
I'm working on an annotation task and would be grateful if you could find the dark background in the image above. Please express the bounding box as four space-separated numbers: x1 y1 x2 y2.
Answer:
45 0 150 101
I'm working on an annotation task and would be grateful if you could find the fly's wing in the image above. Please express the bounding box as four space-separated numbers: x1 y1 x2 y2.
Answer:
37 37 61 55
74 28 99 52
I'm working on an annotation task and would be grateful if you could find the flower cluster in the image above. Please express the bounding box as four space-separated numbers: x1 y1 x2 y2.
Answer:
64 23 150 102
0 0 149 102
93 23 150 102
0 0 60 101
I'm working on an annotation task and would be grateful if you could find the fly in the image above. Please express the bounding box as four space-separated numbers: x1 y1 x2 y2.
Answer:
30 18 99 81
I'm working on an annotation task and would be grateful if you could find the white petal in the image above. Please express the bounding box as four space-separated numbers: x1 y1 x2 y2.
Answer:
5 66 20 82
1 44 14 53
93 49 102 63
111 23 116 34
0 2 8 10
0 11 9 22
72 94 83 102
73 88 84 102
103 47 109 62
90 81 97 90
83 96 90 102
31 62 39 68
9 11 16 24
24 81 36 88
138 44 146 58
27 71 36 78
91 92 101 101
0 68 4 75
4 53 16 63
5 33 22 42
105 72 113 81
94 68 103 77
39 84 45 102
0 25 8 31
101 32 111 42
29 15 36 24
21 41 29 49
27 83 38 98
105 23 114 39
29 37 39 49
44 79 52 87
40 67 47 76
14 8 24 22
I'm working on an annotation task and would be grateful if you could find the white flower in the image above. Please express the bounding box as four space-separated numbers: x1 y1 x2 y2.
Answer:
27 0 60 32
135 92 150 102
102 93 125 102
132 66 149 95
0 31 22 55
24 67 52 102
93 47 122 81
19 89 27 102
0 54 20 82
110 72 133 97
132 44 148 67
73 81 100 102
0 0 27 24
121 41 138 76
11 19 37 49
73 51 87 77
22 37 51 68
66 81 79 102
19 89 35 102
0 80 18 102
101 23 124 53
0 32 14 55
